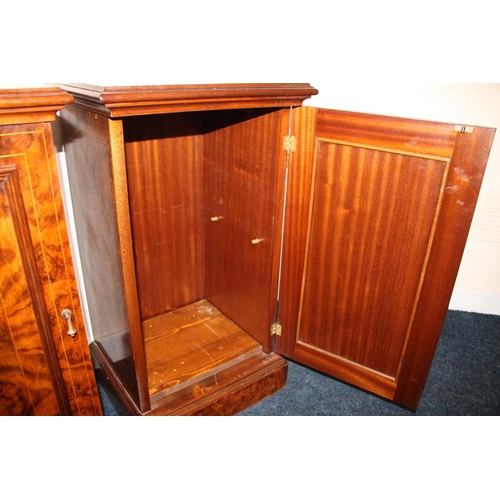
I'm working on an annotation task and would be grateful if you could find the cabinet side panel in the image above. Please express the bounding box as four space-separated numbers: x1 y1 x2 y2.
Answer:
123 114 205 319
59 107 141 408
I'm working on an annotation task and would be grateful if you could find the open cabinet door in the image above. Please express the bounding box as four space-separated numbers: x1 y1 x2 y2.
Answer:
203 108 290 352
277 106 495 410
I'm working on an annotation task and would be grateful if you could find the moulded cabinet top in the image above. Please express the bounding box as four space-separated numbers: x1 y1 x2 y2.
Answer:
0 85 74 126
57 83 319 117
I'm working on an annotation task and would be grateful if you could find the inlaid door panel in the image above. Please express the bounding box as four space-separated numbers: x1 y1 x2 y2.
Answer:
0 161 65 415
298 142 448 378
0 123 102 415
277 107 495 409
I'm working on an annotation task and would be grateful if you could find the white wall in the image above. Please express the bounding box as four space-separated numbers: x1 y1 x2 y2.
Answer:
309 83 500 315
4 0 499 314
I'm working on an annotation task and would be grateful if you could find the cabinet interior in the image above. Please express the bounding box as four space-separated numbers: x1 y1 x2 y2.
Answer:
69 107 289 411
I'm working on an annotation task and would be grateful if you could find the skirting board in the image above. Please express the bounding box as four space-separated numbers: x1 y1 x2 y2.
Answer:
449 287 500 316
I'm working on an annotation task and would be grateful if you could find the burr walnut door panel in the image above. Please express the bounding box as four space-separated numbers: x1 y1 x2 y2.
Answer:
0 123 101 416
277 107 495 410
0 159 67 415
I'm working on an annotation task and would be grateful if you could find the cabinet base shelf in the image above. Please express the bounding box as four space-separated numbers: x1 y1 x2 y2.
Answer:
91 300 287 415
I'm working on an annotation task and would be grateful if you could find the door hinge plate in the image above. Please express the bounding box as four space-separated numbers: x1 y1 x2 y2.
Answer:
283 135 297 152
271 322 282 336
455 125 474 134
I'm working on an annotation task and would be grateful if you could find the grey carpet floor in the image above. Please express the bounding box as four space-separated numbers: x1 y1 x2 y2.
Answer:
96 310 500 416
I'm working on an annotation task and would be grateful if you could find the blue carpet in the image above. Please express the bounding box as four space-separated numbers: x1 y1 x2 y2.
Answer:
96 310 500 416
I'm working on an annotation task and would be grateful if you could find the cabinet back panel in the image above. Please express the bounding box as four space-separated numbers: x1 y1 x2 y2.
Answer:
124 109 286 348
124 115 205 320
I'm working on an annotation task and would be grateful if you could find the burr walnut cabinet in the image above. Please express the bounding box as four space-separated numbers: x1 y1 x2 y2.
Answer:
0 86 102 415
58 83 495 415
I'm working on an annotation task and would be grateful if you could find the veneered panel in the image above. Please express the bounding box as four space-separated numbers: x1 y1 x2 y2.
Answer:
0 165 60 415
204 109 288 350
297 141 448 377
316 108 456 159
124 114 205 319
393 125 496 408
278 106 495 409
1 123 101 416
60 108 141 410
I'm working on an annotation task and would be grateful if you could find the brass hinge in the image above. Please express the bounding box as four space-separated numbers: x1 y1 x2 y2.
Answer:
271 322 282 336
283 135 297 152
455 125 474 134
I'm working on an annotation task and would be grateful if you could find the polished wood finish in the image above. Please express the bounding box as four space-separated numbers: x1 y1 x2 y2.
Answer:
0 158 66 415
60 83 494 414
58 83 318 117
203 109 289 351
146 351 287 416
124 114 205 318
61 106 148 410
0 86 73 125
144 300 262 402
0 88 102 415
277 107 495 408
394 125 496 407
58 85 317 415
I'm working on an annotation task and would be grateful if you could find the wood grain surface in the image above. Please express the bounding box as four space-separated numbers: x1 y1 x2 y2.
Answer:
277 106 495 409
1 121 101 415
124 113 205 319
143 300 262 401
60 106 148 411
59 83 494 413
0 161 61 415
0 86 73 126
59 83 318 117
203 109 288 351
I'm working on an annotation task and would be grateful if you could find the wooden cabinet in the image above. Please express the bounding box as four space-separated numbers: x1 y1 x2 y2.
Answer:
0 87 102 415
58 84 495 415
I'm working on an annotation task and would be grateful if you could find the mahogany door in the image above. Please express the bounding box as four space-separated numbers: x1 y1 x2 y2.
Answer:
203 109 289 352
277 107 495 410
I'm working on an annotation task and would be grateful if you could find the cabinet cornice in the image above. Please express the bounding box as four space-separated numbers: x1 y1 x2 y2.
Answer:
57 83 319 117
0 86 74 125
